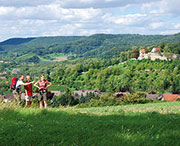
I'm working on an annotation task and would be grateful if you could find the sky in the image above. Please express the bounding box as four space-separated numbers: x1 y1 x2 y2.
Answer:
0 0 180 42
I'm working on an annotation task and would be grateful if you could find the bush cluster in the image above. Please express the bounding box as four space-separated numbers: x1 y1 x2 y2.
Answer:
17 91 153 108
77 92 153 108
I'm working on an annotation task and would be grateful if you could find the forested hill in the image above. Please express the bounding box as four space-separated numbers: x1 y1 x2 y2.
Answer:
0 33 180 59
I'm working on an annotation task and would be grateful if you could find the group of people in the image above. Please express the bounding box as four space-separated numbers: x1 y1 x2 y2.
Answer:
13 74 52 108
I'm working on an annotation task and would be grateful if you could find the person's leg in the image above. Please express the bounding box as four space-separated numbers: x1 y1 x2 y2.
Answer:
40 100 43 109
25 101 28 108
38 94 43 109
29 101 32 107
15 92 21 105
25 96 29 108
13 90 18 103
28 96 32 108
43 92 48 108
44 100 47 108
13 90 21 105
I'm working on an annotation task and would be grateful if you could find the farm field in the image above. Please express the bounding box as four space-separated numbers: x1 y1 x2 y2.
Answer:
0 102 180 145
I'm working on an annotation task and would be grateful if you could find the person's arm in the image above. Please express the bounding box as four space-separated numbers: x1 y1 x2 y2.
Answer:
23 81 35 86
46 81 52 89
34 81 40 90
25 89 28 97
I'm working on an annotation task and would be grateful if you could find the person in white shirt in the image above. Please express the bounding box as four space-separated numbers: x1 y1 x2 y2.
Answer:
13 74 34 105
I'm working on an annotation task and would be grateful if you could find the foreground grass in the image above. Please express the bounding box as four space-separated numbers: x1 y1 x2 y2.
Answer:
0 102 180 145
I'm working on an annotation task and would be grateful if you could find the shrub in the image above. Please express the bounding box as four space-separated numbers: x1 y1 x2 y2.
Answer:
31 97 39 108
133 93 147 98
176 98 180 101
77 92 153 108
52 88 79 107
79 92 100 104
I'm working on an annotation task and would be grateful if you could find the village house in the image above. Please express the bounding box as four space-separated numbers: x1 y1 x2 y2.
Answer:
0 71 11 75
0 60 10 64
4 61 9 64
73 90 100 98
146 94 163 100
12 68 20 74
0 76 6 80
145 93 180 101
28 62 35 65
50 91 64 97
32 76 39 79
113 92 127 98
162 93 180 101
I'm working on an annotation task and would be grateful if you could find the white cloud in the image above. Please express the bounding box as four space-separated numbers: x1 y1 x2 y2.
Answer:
160 30 180 35
175 23 180 29
149 22 165 29
0 0 179 41
103 13 148 26
0 5 103 21
141 0 180 16
0 6 14 15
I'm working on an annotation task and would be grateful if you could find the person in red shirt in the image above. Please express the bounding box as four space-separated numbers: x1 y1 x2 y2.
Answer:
34 74 52 109
24 75 33 108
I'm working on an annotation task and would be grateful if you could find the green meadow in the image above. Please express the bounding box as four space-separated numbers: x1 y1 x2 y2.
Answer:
0 102 180 145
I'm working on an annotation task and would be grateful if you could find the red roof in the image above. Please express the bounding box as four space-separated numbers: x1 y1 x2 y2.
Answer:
163 94 180 101
156 48 161 51
140 49 147 53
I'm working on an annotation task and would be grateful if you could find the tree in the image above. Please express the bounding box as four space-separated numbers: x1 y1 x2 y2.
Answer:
131 48 139 59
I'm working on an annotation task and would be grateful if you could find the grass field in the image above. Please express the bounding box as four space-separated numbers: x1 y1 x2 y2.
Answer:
15 53 68 63
0 102 180 145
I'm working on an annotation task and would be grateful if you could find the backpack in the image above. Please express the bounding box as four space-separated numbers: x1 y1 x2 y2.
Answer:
10 77 18 90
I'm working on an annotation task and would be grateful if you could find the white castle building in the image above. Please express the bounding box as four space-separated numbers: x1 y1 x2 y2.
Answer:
138 48 168 61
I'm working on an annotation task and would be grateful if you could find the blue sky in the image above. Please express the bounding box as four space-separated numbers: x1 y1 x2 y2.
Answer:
0 0 179 42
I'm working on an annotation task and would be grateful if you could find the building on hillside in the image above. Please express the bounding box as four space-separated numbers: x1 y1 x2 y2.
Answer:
162 94 180 101
171 54 178 60
4 62 9 64
0 76 6 80
0 71 10 75
138 48 168 61
140 49 147 54
151 48 161 53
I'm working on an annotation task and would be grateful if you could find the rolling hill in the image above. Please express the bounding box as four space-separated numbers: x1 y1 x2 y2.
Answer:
0 33 179 61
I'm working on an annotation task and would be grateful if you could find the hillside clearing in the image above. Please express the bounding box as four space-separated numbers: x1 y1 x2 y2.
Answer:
51 57 68 62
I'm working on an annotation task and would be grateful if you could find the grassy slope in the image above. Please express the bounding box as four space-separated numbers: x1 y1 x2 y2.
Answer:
0 102 180 145
15 53 68 63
